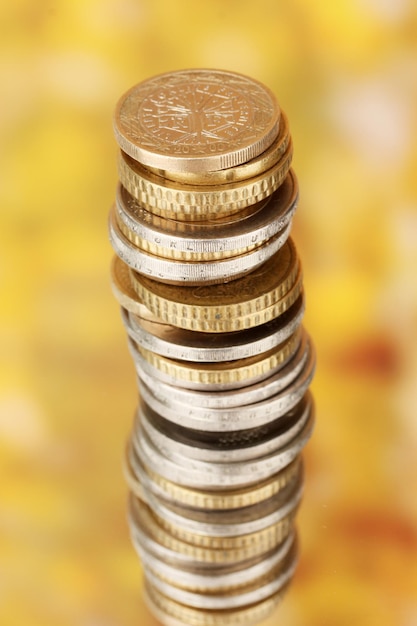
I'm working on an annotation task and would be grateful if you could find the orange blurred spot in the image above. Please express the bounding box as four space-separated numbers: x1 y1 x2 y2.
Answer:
341 510 417 552
331 336 400 378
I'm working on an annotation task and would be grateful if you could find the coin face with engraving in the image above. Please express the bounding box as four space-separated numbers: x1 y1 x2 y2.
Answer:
113 69 280 173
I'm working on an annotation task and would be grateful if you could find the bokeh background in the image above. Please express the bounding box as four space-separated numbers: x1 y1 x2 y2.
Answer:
1 1 417 625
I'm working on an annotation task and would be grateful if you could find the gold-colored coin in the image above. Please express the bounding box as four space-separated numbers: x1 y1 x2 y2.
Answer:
131 328 301 387
124 446 302 510
116 184 269 236
144 579 289 626
146 111 290 186
128 238 299 332
130 495 295 561
118 140 292 221
113 69 280 174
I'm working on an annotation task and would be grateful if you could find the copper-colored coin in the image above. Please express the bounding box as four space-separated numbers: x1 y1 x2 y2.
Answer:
117 140 292 221
113 69 280 173
146 111 290 186
110 255 153 319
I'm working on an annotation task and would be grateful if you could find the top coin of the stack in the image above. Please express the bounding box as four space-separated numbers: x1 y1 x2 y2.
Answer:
113 69 280 174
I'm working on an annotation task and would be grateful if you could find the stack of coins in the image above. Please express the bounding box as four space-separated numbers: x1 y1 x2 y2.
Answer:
109 69 315 626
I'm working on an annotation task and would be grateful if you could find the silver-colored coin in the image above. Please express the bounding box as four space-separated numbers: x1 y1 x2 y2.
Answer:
121 293 304 363
128 440 301 525
125 439 303 512
135 338 315 431
131 406 313 489
136 330 310 408
143 541 297 610
128 501 198 568
138 393 311 463
134 459 301 527
109 207 292 286
135 532 295 592
128 496 285 569
142 593 183 626
142 566 295 612
144 553 296 611
142 583 289 626
129 461 303 536
115 169 298 255
132 407 311 490
129 329 302 393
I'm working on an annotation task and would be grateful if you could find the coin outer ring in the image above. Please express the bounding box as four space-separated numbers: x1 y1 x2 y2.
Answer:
117 141 293 221
113 68 280 174
145 111 290 186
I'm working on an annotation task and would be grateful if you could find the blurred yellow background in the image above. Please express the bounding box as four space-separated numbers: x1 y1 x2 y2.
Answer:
1 1 417 625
